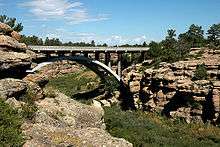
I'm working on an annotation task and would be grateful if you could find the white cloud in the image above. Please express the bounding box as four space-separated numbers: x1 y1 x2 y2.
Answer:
19 0 109 24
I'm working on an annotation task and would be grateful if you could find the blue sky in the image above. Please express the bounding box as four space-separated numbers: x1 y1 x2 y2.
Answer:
1 0 220 45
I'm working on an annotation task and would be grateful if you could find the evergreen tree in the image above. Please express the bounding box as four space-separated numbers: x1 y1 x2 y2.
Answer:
207 23 220 47
0 15 23 32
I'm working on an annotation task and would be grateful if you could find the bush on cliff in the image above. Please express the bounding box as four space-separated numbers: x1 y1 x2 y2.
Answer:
0 99 24 146
193 64 208 80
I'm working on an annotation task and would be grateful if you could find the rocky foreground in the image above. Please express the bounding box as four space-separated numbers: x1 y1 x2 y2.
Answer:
0 23 132 146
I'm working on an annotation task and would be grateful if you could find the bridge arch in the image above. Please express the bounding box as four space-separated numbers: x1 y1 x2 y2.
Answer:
27 55 136 110
27 55 121 83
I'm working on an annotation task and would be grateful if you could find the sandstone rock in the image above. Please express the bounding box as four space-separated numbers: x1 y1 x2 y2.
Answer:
24 74 49 87
130 81 140 93
5 97 24 108
212 89 220 112
26 49 37 60
22 123 132 147
100 100 111 107
0 78 27 99
26 81 44 100
170 107 192 123
0 22 13 33
92 100 102 109
10 31 21 41
0 35 27 52
34 92 105 129
0 50 32 77
156 90 165 101
22 92 132 147
193 96 206 102
194 80 210 85
213 81 220 87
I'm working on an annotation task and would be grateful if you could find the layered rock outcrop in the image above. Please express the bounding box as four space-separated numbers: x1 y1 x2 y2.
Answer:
0 23 35 78
123 48 220 124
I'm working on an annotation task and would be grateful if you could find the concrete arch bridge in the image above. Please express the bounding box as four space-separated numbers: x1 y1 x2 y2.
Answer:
28 46 149 82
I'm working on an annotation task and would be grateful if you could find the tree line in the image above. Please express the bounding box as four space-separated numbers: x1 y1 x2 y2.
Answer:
20 36 110 47
146 23 220 64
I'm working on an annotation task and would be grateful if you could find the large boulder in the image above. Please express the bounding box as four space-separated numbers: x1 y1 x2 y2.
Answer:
22 124 132 147
22 92 132 147
34 92 105 129
0 78 27 100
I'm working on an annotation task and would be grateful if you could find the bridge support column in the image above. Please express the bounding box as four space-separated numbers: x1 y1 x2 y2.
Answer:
95 52 100 60
117 53 122 78
84 52 88 58
58 53 65 57
105 52 111 68
71 52 76 56
46 53 51 58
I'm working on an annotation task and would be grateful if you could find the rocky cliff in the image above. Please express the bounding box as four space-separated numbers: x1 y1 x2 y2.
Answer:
123 48 220 124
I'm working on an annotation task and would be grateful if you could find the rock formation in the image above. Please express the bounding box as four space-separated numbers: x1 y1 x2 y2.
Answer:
123 48 220 124
0 22 35 78
22 92 132 147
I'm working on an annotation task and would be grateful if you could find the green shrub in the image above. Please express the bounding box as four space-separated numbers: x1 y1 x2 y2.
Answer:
104 105 220 147
193 64 208 80
21 103 38 120
0 99 24 146
47 70 100 98
103 76 120 94
20 90 38 120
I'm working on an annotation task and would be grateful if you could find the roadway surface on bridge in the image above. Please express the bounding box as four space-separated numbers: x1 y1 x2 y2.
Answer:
29 45 149 53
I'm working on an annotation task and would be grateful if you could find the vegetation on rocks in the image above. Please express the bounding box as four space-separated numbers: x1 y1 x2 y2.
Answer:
0 99 23 146
193 64 208 80
104 105 220 147
46 69 100 100
20 89 38 120
0 15 23 32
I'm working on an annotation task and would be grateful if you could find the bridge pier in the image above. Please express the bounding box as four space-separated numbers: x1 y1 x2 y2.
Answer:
117 53 122 78
105 52 111 68
58 53 65 57
140 51 145 62
95 52 100 60
84 52 88 58
71 52 76 56
46 53 51 58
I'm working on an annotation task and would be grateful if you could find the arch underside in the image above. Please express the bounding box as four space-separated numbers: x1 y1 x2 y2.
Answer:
27 55 136 110
27 55 121 83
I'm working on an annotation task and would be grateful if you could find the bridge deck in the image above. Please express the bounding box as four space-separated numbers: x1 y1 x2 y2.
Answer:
29 46 149 53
